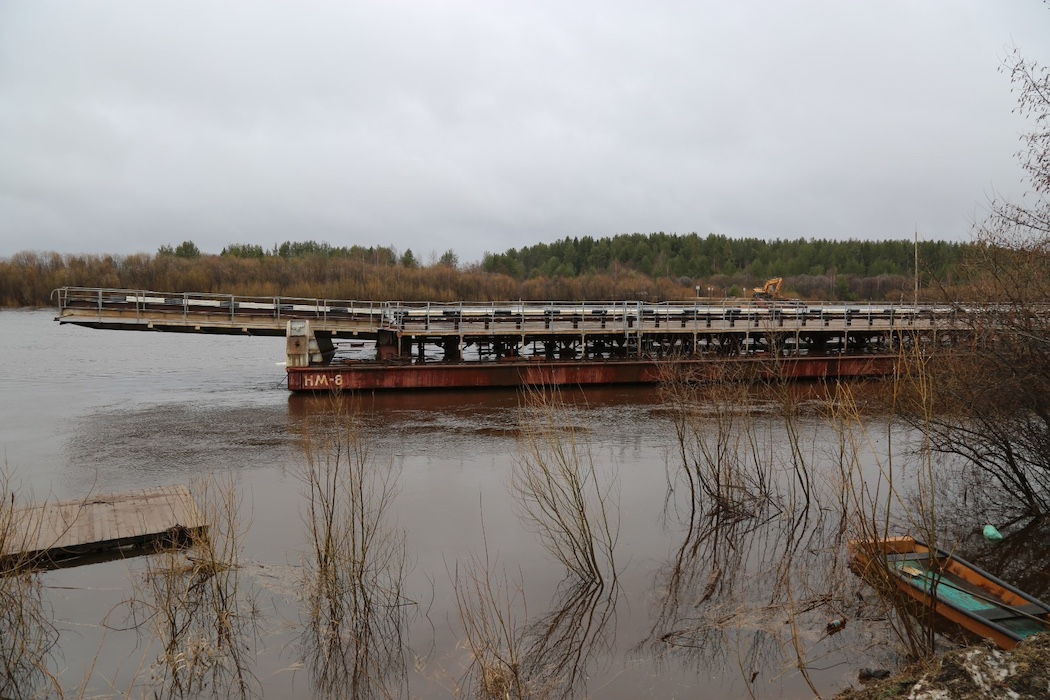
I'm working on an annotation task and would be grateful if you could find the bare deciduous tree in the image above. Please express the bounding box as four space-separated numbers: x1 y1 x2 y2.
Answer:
918 39 1050 517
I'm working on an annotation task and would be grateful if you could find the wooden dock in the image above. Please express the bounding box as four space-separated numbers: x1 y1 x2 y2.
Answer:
1 485 205 571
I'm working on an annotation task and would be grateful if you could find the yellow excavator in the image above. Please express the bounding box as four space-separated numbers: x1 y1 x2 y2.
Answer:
752 277 783 300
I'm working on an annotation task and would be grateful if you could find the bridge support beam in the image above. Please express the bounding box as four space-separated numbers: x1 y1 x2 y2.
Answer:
286 320 336 367
376 330 403 361
441 337 462 361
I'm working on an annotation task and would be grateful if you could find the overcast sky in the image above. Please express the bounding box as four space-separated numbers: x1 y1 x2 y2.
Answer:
2 2 1049 263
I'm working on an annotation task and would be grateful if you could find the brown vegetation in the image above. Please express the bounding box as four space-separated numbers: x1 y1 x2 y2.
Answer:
512 387 619 585
448 388 620 700
0 250 694 307
2 245 957 308
649 372 888 698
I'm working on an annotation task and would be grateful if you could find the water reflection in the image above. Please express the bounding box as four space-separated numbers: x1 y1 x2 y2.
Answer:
451 556 619 700
921 496 1050 607
0 571 59 699
296 400 412 699
645 503 851 692
964 518 1050 600
513 388 620 697
14 301 967 699
512 387 620 585
521 576 618 698
0 472 60 698
287 385 665 418
447 387 624 699
644 377 866 695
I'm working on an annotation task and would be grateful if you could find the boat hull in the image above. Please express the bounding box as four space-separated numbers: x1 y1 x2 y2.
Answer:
286 354 896 392
850 536 1050 650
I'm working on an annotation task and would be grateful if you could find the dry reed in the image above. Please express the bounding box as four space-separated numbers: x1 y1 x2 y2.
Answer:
0 468 61 699
830 338 946 660
121 474 259 699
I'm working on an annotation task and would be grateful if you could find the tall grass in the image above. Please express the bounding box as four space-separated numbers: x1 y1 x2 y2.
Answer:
0 468 61 699
296 399 411 699
123 474 259 699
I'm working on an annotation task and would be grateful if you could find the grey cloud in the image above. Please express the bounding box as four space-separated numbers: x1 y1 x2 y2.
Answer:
1 1 1048 262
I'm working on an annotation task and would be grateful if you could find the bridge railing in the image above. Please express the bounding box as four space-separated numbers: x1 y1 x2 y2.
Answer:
54 286 977 335
381 298 969 334
54 287 394 330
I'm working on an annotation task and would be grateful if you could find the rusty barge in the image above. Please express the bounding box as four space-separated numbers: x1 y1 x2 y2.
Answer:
54 287 960 392
285 355 897 391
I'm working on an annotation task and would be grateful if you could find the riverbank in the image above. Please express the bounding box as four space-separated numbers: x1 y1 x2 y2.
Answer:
836 634 1050 699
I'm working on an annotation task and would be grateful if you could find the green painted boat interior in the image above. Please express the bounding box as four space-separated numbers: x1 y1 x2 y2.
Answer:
891 559 1046 640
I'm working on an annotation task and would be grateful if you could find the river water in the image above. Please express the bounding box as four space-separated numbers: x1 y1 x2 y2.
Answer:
1 308 1026 699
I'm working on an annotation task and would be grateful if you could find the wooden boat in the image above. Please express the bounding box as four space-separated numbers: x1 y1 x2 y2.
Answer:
849 536 1050 650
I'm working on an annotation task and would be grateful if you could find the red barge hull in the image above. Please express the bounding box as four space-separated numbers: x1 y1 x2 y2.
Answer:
286 354 896 392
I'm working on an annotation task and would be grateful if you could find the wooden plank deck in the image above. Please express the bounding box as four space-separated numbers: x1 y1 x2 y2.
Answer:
1 484 205 571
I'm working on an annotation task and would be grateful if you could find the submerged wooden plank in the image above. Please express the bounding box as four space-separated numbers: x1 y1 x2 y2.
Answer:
1 484 205 571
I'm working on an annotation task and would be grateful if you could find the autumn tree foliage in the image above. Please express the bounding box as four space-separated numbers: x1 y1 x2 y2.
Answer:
1 234 974 308
0 248 694 307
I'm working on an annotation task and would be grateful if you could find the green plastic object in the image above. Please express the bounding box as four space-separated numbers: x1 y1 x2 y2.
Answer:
983 524 1004 542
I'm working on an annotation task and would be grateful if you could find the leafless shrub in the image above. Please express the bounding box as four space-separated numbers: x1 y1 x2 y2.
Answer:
650 369 913 696
451 546 619 700
907 39 1050 518
519 576 617 700
659 365 783 521
450 545 533 700
448 388 622 699
512 387 619 585
830 346 943 660
297 399 411 699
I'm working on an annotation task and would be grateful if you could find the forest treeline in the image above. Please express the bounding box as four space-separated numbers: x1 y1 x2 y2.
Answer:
482 232 966 280
0 233 970 307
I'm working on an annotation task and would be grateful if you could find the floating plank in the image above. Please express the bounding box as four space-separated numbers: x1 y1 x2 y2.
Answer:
1 485 205 572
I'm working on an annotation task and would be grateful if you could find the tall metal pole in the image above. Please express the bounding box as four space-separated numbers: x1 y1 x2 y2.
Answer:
914 229 919 305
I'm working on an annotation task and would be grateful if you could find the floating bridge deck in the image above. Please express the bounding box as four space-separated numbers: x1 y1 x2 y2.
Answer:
54 286 963 356
53 287 971 389
1 484 205 571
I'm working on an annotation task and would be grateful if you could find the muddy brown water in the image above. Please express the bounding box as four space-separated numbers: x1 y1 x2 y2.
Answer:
2 309 1047 699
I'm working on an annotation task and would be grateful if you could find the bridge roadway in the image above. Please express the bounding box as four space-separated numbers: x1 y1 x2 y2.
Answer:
54 286 962 363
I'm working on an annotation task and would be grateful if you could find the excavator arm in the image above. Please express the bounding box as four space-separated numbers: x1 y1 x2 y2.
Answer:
752 277 783 300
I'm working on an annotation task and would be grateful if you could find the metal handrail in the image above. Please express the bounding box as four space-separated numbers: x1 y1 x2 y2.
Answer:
53 286 977 336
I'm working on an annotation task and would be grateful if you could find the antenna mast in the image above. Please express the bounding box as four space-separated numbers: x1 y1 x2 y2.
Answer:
914 229 919 305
